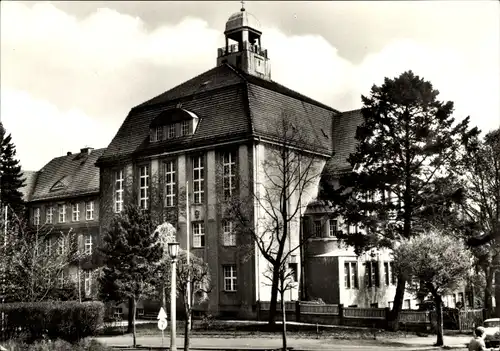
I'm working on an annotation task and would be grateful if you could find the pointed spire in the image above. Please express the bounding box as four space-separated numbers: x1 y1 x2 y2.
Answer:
240 0 245 12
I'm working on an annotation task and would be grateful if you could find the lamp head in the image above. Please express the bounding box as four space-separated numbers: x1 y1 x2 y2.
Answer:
168 242 180 259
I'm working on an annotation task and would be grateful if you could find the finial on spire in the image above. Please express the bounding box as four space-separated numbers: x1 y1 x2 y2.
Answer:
240 0 245 11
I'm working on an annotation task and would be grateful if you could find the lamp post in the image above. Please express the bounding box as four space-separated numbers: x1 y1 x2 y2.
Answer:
168 242 180 351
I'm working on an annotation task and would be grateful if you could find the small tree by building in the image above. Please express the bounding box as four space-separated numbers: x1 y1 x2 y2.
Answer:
98 204 163 347
392 230 472 346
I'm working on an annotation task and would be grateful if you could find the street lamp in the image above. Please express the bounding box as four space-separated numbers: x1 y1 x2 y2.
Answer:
168 242 180 351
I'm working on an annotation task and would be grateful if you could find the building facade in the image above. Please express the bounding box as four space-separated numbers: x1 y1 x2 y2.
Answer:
24 147 104 299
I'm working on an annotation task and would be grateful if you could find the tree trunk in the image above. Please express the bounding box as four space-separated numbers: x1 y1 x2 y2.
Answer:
127 297 134 333
184 303 190 351
132 298 137 347
387 274 406 331
495 270 500 318
268 266 280 326
434 294 444 347
281 291 287 351
484 267 494 318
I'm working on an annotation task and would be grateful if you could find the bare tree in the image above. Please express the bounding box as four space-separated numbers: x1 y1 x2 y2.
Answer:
262 262 297 350
226 110 329 325
0 209 85 302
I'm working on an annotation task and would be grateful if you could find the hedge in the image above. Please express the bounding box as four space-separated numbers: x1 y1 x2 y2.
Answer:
0 301 105 342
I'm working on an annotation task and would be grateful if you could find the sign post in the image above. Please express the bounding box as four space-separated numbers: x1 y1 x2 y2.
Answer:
157 307 168 349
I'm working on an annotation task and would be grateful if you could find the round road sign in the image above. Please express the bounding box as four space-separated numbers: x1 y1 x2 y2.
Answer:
158 319 168 331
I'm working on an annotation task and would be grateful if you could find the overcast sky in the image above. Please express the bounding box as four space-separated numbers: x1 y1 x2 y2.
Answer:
1 1 499 171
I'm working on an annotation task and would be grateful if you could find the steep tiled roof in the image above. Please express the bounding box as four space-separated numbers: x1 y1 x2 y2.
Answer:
98 64 338 165
323 109 364 175
19 170 38 201
30 148 105 202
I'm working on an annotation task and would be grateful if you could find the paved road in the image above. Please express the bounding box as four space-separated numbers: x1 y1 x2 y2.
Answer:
97 334 470 350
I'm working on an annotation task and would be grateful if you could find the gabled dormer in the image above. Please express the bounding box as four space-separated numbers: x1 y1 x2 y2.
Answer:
149 108 200 143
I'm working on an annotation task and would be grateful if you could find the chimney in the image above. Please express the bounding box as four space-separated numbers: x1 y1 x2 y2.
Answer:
80 147 94 155
66 152 72 156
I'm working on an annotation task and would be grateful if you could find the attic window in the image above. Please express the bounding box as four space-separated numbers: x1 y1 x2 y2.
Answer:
149 108 200 143
50 176 68 192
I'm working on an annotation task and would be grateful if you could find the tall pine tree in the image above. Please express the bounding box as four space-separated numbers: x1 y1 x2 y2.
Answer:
0 123 26 217
325 71 479 330
98 204 163 347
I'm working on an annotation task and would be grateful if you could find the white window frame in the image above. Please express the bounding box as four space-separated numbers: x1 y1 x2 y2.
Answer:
329 219 338 237
164 161 176 207
115 169 124 213
139 165 150 209
86 201 94 220
222 220 236 246
58 270 65 287
84 234 93 255
57 236 66 256
72 203 80 222
223 151 236 200
84 270 92 296
167 124 176 139
314 220 322 237
155 126 164 141
223 265 237 292
344 261 358 289
45 238 52 255
181 120 190 136
58 204 66 223
46 207 53 224
192 221 205 248
33 208 40 225
193 156 204 204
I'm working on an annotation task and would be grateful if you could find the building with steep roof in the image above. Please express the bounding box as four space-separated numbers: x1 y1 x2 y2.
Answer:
96 5 341 318
25 147 105 299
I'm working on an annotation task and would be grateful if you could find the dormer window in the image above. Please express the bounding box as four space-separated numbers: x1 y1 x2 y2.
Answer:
181 120 190 136
155 126 164 141
149 108 199 143
167 124 176 139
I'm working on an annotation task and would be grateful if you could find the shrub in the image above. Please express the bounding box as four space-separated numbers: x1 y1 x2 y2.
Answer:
0 301 104 343
0 338 111 351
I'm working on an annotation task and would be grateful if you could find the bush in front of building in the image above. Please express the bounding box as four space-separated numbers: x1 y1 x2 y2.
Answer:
0 338 110 351
0 301 104 343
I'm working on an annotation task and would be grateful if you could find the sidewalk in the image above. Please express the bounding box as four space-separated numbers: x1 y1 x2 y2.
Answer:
97 333 472 350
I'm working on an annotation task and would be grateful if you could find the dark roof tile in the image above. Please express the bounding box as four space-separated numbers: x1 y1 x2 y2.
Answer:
20 170 38 202
30 148 105 202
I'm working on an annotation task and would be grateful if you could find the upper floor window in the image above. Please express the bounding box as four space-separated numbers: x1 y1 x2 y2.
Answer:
222 220 236 246
86 201 94 220
46 207 53 224
139 165 150 209
164 161 176 207
314 220 322 237
222 151 236 200
181 120 190 136
193 221 205 248
167 124 176 139
384 261 396 285
58 204 66 223
155 126 164 141
33 208 40 226
329 219 338 237
288 262 298 282
114 169 124 213
85 234 93 255
193 156 204 204
72 203 80 222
